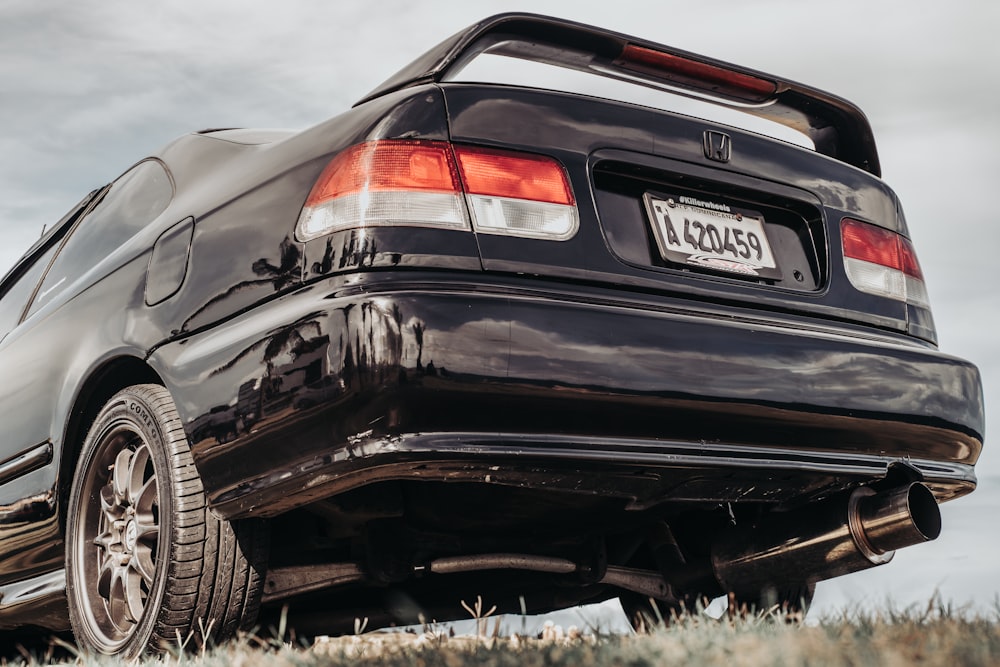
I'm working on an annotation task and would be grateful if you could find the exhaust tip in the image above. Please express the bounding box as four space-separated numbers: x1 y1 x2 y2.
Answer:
708 481 944 596
907 483 942 541
859 483 942 555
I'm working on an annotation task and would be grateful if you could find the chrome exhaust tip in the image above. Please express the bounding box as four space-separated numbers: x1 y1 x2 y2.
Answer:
852 482 941 559
710 482 941 597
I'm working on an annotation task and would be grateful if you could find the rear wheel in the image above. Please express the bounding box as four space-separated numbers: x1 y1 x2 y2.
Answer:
66 385 267 658
621 583 814 630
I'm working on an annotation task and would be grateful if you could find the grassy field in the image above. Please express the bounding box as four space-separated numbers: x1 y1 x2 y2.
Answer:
9 599 1000 667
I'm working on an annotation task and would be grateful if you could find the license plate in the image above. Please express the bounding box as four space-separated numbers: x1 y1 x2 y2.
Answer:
643 193 781 279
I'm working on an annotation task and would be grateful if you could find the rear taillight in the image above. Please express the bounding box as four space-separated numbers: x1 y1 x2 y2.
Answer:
454 146 578 241
296 140 469 240
296 140 578 242
841 218 929 307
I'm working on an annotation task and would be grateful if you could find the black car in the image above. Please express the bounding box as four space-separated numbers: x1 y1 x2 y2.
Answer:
0 13 983 657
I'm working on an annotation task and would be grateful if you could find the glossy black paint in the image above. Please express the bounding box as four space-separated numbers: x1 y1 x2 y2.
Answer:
0 84 461 611
442 86 914 335
0 14 985 633
150 272 980 520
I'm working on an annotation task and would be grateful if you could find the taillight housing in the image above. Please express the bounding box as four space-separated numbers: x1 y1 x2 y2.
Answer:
455 146 578 241
296 140 578 242
296 140 469 241
841 218 929 308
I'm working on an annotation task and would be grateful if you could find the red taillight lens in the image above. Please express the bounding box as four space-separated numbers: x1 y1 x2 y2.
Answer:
898 236 924 280
841 218 900 268
617 44 777 102
454 147 575 205
841 218 928 307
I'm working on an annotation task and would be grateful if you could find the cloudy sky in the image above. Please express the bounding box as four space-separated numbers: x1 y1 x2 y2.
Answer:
1 0 996 618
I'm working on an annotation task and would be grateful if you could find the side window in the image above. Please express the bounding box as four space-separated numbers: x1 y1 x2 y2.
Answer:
28 160 173 316
0 244 59 340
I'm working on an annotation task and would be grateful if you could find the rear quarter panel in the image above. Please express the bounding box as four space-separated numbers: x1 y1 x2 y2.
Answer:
0 251 150 582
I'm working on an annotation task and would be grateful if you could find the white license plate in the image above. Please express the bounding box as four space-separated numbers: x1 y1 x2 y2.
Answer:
643 193 779 278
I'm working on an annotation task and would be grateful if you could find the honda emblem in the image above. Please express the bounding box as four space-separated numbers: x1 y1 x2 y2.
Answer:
703 131 731 163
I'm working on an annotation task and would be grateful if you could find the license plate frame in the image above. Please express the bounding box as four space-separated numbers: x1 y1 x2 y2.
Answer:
643 193 782 280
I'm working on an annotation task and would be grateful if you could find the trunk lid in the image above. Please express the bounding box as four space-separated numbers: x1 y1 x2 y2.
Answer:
444 83 921 338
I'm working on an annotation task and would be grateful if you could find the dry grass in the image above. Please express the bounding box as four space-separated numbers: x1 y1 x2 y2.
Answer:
8 599 1000 667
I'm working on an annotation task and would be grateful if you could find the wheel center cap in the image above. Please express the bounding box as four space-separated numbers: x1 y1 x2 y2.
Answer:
124 520 138 552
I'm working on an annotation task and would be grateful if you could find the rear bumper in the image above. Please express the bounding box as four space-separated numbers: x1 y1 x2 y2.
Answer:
153 273 983 518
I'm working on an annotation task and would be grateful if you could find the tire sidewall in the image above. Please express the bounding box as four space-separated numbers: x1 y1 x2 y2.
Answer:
66 388 176 658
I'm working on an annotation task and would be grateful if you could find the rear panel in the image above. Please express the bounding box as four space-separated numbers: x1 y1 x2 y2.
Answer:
442 84 918 338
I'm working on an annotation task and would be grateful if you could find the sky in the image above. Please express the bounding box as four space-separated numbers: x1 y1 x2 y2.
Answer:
1 0 996 620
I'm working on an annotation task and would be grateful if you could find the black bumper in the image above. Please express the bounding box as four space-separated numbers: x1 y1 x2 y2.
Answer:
153 274 984 518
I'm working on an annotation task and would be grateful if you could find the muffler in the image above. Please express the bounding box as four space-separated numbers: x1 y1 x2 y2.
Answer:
710 482 941 597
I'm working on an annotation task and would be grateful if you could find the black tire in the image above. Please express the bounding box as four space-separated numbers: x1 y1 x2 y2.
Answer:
66 384 268 658
621 584 814 631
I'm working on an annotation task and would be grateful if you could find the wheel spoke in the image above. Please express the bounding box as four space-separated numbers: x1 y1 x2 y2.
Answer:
112 448 133 500
122 568 146 623
97 556 115 599
134 515 159 542
108 565 134 626
132 547 156 586
100 484 125 521
134 476 158 517
127 446 151 505
93 527 116 550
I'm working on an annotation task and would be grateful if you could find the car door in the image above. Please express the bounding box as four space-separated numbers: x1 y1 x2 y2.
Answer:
0 197 91 582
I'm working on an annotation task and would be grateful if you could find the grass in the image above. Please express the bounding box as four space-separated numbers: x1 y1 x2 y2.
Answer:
7 599 1000 667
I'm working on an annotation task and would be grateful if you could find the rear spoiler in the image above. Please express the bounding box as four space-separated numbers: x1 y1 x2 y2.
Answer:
356 13 881 176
